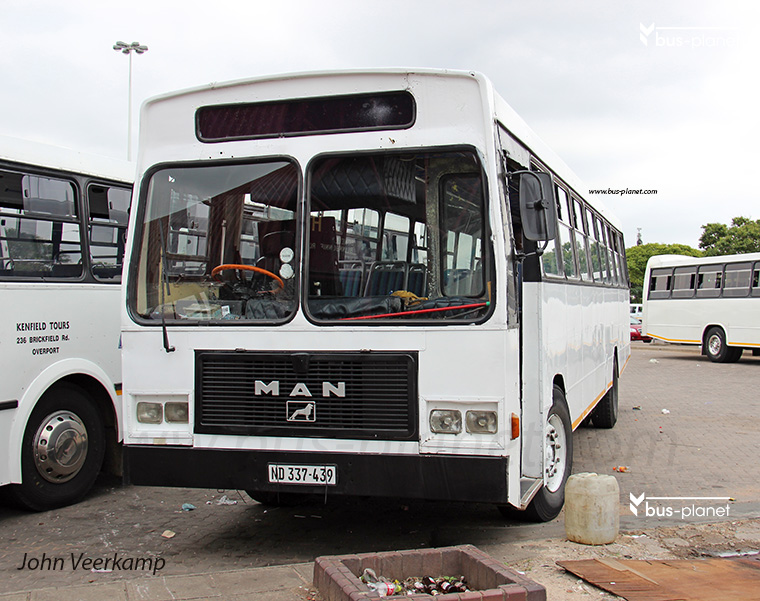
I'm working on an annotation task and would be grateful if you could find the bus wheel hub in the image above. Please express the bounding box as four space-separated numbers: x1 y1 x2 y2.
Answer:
33 411 88 483
708 335 722 355
544 414 566 493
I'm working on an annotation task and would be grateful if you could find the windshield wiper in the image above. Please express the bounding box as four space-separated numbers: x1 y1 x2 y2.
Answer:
157 224 176 353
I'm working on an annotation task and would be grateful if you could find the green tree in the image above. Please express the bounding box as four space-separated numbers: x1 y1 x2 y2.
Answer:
699 217 760 256
626 243 702 302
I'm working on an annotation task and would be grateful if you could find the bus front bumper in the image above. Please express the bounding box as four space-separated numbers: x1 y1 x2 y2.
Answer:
123 446 509 504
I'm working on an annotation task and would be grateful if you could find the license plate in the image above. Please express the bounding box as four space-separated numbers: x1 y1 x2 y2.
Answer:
268 463 337 485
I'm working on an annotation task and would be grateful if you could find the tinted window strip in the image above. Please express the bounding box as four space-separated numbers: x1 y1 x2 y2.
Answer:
197 91 416 142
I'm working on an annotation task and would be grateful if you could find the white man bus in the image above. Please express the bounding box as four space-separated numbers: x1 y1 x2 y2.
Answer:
121 70 629 521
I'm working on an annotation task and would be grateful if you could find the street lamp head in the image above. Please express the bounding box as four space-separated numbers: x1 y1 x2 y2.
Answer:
113 41 149 55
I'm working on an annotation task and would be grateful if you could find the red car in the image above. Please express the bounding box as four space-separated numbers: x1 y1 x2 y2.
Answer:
630 316 652 343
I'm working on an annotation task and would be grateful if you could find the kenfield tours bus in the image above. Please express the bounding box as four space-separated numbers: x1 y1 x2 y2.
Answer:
643 252 760 362
121 69 629 521
0 136 133 511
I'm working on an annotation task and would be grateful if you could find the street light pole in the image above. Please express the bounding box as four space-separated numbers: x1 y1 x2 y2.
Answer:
113 41 148 161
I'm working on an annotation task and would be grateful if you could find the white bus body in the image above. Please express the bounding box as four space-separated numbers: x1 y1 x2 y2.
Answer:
643 252 760 362
122 70 629 521
0 136 133 510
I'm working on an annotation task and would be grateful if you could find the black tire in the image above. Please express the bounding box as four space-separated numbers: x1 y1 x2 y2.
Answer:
5 383 105 512
592 359 618 429
705 327 742 363
520 386 573 522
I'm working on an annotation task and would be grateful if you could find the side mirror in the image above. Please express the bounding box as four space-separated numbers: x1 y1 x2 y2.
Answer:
517 171 557 242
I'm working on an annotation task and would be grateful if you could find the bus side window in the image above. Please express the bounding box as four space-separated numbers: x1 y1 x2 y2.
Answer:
672 267 697 298
0 170 82 279
555 186 577 279
723 262 752 298
88 185 131 282
572 197 591 281
696 265 722 298
648 268 672 299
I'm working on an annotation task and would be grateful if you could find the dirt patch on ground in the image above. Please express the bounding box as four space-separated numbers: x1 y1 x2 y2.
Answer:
492 519 760 600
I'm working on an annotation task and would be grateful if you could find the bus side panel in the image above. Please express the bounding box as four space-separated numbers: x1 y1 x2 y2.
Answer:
521 280 628 481
649 297 759 348
575 285 628 425
0 284 122 485
645 297 703 344
522 280 597 479
727 299 760 347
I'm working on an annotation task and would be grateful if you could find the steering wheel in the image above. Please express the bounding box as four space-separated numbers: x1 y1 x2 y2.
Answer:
211 264 284 291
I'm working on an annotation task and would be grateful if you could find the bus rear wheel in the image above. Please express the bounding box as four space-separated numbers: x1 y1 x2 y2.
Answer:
591 359 618 429
705 327 742 363
6 384 105 512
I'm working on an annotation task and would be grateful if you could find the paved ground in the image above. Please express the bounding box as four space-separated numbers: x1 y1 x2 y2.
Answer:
0 343 758 600
575 342 760 503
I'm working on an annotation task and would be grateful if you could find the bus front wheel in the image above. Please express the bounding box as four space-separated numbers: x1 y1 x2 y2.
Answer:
509 386 573 523
6 384 105 512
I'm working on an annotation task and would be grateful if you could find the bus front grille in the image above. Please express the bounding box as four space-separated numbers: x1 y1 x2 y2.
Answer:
195 350 418 440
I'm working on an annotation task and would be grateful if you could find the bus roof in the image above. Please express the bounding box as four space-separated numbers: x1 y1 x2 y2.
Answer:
0 135 135 184
647 252 760 268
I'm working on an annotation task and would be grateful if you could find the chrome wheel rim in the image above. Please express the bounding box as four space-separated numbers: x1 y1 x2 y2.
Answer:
33 411 88 483
708 334 722 357
544 413 567 493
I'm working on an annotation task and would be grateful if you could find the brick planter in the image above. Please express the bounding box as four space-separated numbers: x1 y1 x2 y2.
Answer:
313 545 545 600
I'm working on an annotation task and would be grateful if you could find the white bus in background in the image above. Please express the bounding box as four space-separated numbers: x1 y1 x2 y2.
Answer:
643 253 760 362
0 136 133 511
121 69 629 521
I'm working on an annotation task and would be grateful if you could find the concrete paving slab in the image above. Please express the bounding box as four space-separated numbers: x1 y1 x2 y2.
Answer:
209 565 305 595
31 583 127 601
126 579 201 601
159 574 219 600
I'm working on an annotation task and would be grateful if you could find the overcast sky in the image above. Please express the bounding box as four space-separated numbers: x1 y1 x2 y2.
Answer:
2 0 757 249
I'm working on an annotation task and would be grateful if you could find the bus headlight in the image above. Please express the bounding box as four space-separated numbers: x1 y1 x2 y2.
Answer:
165 401 189 423
136 402 163 424
466 410 498 434
430 410 462 434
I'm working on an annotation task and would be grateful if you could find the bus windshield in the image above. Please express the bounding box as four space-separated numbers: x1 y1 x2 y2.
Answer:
307 149 489 322
131 149 491 324
133 159 299 322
